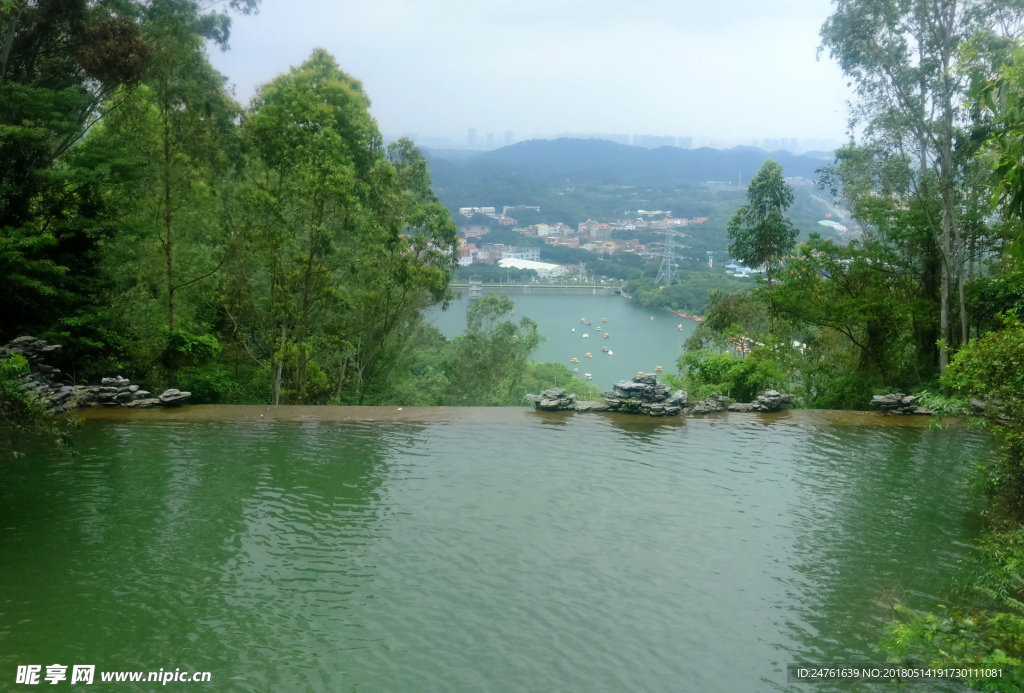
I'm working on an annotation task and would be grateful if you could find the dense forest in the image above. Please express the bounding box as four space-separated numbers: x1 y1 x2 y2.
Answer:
0 0 593 414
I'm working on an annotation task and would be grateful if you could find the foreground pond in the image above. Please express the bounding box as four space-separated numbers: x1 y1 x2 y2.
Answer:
0 409 987 691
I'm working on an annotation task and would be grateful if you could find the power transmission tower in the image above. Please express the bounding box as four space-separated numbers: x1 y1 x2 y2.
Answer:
655 226 677 286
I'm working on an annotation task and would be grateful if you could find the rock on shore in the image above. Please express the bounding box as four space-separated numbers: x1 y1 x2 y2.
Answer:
2 336 191 413
603 373 688 416
870 393 933 415
525 373 798 419
728 390 796 413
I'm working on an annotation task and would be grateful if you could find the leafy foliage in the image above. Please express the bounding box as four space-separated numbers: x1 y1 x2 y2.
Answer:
0 354 73 455
675 348 785 402
726 159 797 286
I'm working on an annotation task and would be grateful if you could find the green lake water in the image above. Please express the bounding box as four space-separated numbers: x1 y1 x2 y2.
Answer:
0 408 987 691
426 292 697 390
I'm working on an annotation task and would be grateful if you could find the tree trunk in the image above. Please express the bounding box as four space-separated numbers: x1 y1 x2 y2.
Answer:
162 86 175 331
272 323 286 406
0 10 18 83
958 254 967 347
335 355 347 400
936 1 957 377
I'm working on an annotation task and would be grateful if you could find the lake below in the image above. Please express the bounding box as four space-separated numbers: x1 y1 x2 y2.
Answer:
0 408 987 691
426 292 696 391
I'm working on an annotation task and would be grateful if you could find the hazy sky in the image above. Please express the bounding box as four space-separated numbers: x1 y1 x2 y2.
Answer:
207 0 851 145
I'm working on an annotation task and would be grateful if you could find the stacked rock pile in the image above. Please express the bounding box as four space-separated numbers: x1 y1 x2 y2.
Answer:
692 395 731 414
603 373 688 417
2 336 191 412
2 336 70 412
524 388 612 413
727 390 796 413
870 393 933 415
525 387 577 411
528 377 798 418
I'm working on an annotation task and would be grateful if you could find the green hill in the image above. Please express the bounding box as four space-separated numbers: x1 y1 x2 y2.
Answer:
424 138 835 258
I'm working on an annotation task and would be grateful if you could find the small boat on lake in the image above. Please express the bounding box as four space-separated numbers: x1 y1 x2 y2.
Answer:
596 326 602 331
602 318 607 322
608 350 613 355
571 357 579 363
572 327 575 332
601 347 609 353
655 366 663 373
581 318 586 323
585 353 592 358
573 368 579 373
603 333 609 339
582 333 589 338
584 373 592 380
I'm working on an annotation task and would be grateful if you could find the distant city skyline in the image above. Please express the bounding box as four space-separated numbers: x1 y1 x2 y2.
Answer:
392 130 843 154
208 0 852 146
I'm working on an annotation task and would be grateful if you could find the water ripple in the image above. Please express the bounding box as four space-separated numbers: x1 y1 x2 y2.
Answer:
0 416 988 691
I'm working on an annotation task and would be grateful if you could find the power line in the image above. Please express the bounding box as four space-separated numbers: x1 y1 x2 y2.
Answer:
655 226 678 286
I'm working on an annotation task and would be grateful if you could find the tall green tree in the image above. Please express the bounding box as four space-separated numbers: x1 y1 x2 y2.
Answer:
726 159 797 327
226 50 456 404
441 294 541 405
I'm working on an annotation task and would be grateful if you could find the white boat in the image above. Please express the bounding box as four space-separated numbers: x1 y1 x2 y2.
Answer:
572 328 575 332
573 368 579 373
582 333 589 338
584 373 592 380
608 351 613 355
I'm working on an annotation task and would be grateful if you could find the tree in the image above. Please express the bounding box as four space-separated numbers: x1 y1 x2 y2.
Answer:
726 159 797 327
819 0 1021 374
0 0 151 338
441 293 541 405
225 50 457 404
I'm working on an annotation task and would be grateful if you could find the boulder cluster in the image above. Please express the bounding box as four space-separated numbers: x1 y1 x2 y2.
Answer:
604 373 688 416
727 390 796 413
525 373 799 418
524 388 610 413
692 394 731 414
870 393 933 415
2 336 191 413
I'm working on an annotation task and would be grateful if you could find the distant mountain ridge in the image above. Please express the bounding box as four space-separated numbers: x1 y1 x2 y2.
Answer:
422 138 834 243
424 138 829 188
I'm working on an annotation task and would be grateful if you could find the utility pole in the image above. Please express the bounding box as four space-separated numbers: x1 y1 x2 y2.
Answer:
655 226 677 286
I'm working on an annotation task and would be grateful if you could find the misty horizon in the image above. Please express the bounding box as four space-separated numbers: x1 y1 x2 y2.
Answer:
207 0 851 151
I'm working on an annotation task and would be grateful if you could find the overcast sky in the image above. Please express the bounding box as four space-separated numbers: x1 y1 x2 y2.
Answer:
207 0 851 147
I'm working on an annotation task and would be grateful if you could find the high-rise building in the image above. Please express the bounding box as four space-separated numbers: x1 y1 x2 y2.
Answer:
467 129 476 148
633 134 676 149
504 130 514 146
